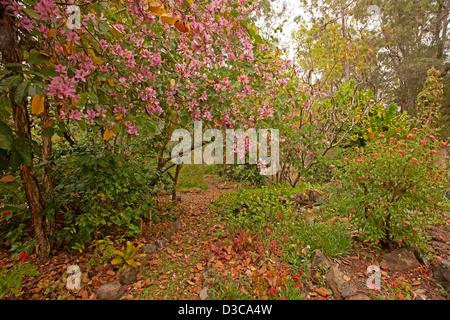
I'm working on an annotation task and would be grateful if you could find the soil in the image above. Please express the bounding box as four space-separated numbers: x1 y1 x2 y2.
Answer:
0 175 448 300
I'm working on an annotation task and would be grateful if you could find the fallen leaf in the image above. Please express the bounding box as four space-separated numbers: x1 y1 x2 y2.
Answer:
0 175 15 183
142 278 152 287
166 247 175 254
259 265 267 275
308 292 318 297
412 280 421 286
149 259 162 269
106 270 115 276
316 287 330 297
343 274 351 282
196 263 203 271
264 275 278 288
80 290 89 300
186 280 195 286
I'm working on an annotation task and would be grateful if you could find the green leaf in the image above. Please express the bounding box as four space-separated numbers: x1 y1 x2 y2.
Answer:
113 250 124 257
14 80 30 105
0 75 23 90
111 258 123 265
0 121 13 151
28 50 49 65
22 8 39 19
87 92 99 103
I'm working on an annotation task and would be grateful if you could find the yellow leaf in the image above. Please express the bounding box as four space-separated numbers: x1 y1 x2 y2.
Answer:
161 12 179 25
170 79 175 86
44 119 53 128
31 94 44 115
115 114 123 120
48 28 56 38
109 25 122 37
111 258 123 265
148 1 167 15
0 175 15 183
103 129 114 141
107 79 114 86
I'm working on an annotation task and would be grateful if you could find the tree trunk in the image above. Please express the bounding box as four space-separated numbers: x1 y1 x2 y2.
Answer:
171 164 181 202
1 4 51 259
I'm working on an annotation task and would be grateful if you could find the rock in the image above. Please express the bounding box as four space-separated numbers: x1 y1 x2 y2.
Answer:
136 253 148 266
290 193 308 205
155 239 165 248
311 250 331 269
290 189 322 206
119 265 138 285
305 216 315 225
175 219 182 230
341 284 355 298
412 288 427 300
305 189 322 203
380 248 420 271
200 287 210 300
97 281 125 300
143 243 157 254
325 264 353 300
431 259 450 292
349 293 371 300
164 228 175 239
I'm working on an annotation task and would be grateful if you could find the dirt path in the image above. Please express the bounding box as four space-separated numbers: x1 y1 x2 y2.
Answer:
136 175 237 300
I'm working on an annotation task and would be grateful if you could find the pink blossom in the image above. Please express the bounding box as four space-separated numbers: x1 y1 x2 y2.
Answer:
34 0 60 22
47 75 77 99
412 128 418 131
412 228 418 232
55 64 67 74
329 164 335 168
379 134 385 138
411 158 418 164
407 134 413 140
429 135 435 140
431 150 437 154
74 69 90 82
420 140 427 145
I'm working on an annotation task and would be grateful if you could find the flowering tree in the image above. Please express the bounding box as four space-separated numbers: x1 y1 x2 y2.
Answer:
1 0 320 258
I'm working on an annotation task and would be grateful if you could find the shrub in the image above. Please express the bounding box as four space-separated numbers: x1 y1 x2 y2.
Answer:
206 163 268 187
48 144 170 246
326 128 449 251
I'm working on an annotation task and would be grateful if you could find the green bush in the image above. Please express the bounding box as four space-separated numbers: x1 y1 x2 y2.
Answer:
326 127 449 251
47 144 170 246
210 184 304 230
206 163 268 187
